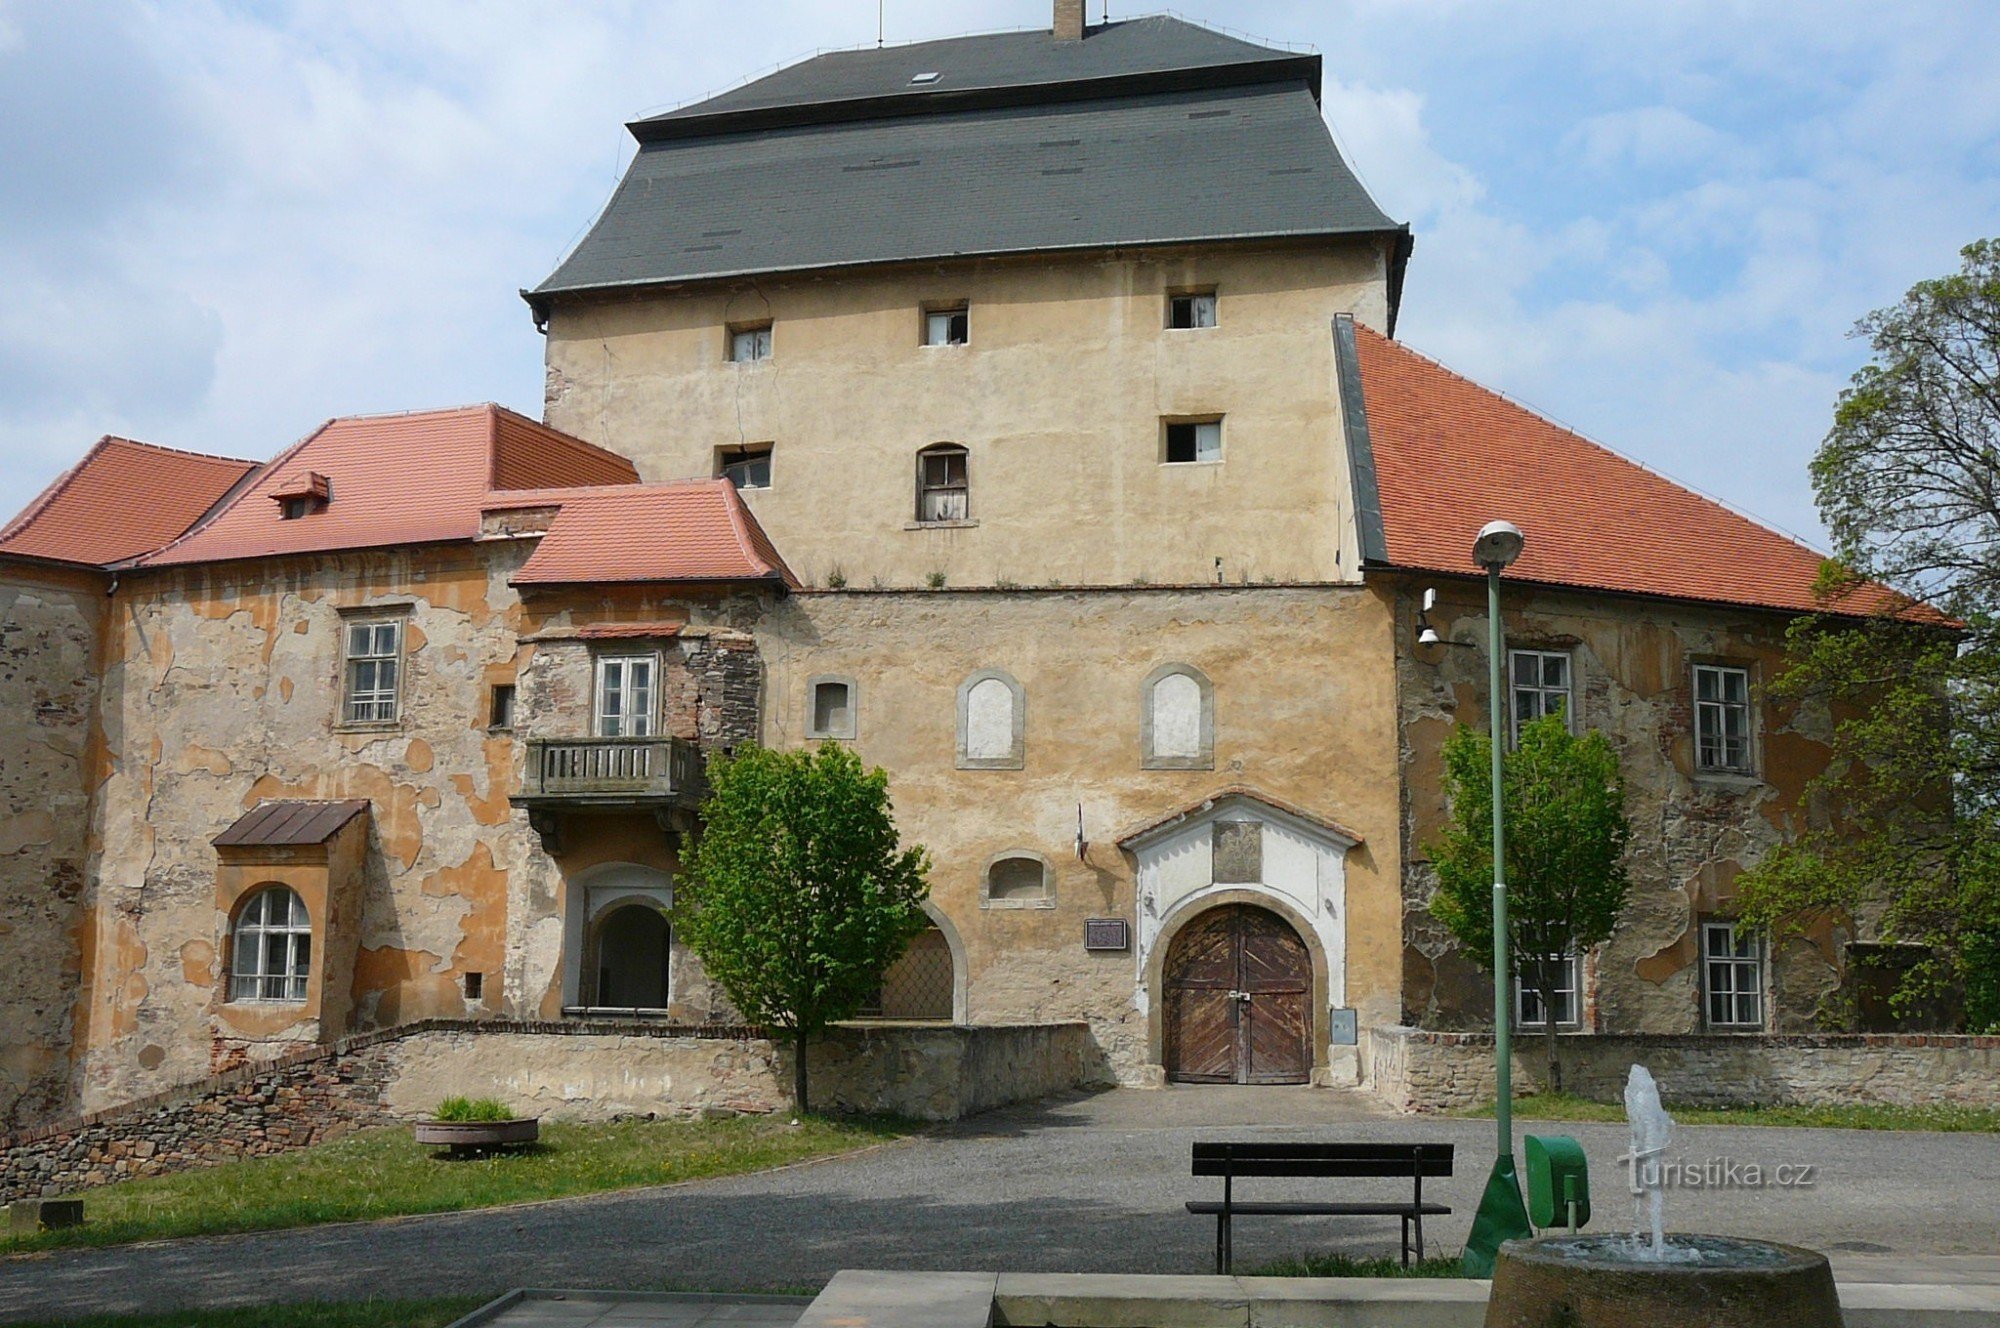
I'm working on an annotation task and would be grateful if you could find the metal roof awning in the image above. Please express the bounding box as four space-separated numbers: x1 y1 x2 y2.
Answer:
213 800 370 848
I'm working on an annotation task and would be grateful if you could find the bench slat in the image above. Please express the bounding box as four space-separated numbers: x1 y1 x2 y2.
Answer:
1186 1201 1452 1216
1191 1143 1453 1161
1190 1146 1453 1179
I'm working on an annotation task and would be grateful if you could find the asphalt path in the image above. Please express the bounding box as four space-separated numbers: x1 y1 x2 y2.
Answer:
3 1087 1996 1323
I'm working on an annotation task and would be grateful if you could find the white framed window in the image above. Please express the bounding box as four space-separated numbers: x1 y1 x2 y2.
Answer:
1703 922 1764 1029
229 885 311 1002
916 445 969 523
808 675 856 740
1164 418 1222 464
719 444 773 490
341 617 403 725
1510 649 1574 741
728 323 772 363
1694 664 1753 773
1516 951 1580 1027
923 304 969 346
595 655 657 737
1168 291 1217 329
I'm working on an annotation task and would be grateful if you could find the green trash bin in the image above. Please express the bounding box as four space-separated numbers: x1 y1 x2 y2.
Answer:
1524 1134 1590 1232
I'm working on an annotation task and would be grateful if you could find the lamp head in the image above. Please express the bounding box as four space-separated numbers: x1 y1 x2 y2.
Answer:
1417 625 1442 647
1473 520 1525 571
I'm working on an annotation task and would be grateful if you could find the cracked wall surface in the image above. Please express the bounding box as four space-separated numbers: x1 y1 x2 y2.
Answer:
0 564 103 1129
1389 578 1845 1034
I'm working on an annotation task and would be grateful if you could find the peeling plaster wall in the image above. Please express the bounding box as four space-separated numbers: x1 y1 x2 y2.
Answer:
542 242 1385 589
0 562 103 1130
1389 580 1844 1035
74 545 550 1112
746 585 1404 1084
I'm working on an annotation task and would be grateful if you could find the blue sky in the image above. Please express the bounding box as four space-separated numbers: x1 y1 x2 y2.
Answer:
3 1 1996 543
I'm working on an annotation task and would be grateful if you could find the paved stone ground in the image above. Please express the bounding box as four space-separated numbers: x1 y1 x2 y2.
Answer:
2 1087 1996 1324
468 1291 809 1328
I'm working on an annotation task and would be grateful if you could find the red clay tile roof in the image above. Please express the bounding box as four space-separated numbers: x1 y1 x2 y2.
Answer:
0 437 256 568
1349 323 1921 619
499 481 799 589
142 405 639 568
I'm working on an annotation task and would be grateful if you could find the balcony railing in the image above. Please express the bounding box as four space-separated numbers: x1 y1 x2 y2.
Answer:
520 737 703 803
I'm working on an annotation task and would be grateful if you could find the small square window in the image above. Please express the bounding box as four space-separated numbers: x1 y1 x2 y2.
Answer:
808 677 856 740
1516 952 1580 1027
1168 291 1217 329
1164 419 1222 464
729 323 772 363
280 495 320 520
719 444 773 490
1510 649 1574 742
923 305 969 346
464 971 484 1001
488 684 516 732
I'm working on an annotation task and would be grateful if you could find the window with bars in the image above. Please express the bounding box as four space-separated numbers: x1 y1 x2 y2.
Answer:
595 655 657 737
229 886 312 1002
1702 921 1764 1028
859 925 954 1020
341 618 402 724
1516 951 1580 1027
923 304 969 346
1694 664 1753 773
1164 419 1223 463
1168 291 1217 329
1510 649 1573 741
916 445 969 523
728 323 772 363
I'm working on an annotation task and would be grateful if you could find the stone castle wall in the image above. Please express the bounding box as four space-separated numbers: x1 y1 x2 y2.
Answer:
1 1019 1104 1204
1367 1023 2000 1113
0 564 104 1132
1391 580 1849 1035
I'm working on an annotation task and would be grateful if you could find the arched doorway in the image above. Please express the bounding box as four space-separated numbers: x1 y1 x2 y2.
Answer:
589 903 672 1010
860 923 955 1021
1163 904 1312 1084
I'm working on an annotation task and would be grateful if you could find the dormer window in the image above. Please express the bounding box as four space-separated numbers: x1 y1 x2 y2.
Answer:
271 472 332 520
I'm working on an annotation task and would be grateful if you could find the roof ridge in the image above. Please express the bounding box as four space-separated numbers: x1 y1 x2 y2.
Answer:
1358 325 1839 568
127 419 337 568
711 478 778 578
98 435 258 470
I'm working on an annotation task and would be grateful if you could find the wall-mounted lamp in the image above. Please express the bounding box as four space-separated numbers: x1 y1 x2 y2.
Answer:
1416 587 1442 646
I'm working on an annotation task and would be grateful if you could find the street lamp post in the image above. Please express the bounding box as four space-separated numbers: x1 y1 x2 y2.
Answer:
1461 519 1534 1276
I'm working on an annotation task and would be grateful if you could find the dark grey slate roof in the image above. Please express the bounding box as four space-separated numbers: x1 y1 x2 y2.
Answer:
214 800 369 848
632 17 1316 139
531 16 1402 306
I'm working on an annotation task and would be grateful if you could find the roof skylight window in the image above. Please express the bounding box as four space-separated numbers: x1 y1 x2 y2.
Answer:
908 71 941 85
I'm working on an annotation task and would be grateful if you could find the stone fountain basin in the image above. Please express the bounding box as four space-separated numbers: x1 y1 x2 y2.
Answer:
1486 1234 1844 1328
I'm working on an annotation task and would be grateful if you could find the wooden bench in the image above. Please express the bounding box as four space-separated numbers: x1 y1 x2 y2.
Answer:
1186 1141 1454 1272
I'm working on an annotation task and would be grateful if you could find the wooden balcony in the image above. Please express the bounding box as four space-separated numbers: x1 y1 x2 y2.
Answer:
514 736 705 815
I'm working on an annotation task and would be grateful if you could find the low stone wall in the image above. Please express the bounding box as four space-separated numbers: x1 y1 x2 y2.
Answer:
1368 1024 2000 1112
378 1020 1108 1122
2 1019 1105 1204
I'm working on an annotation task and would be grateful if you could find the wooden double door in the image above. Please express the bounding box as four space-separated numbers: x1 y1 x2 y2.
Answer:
1163 904 1314 1084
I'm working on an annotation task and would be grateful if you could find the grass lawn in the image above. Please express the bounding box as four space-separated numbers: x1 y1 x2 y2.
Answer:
1244 1252 1465 1278
1456 1093 2000 1132
1 1299 486 1328
0 1113 907 1256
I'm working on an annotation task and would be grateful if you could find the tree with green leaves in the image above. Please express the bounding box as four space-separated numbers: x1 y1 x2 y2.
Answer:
1429 712 1632 1094
676 741 933 1113
1737 239 2000 1030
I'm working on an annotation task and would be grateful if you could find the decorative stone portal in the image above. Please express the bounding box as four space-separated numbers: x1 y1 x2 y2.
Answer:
1120 788 1360 1085
1163 904 1312 1084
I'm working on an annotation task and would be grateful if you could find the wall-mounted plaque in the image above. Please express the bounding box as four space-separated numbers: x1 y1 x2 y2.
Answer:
1329 1007 1358 1045
1083 918 1130 952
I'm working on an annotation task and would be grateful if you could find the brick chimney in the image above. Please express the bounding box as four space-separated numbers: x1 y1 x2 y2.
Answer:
1054 0 1085 41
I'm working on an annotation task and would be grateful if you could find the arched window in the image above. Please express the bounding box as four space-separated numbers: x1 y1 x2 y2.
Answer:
589 902 672 1011
956 669 1024 769
1141 663 1215 770
984 851 1054 909
916 444 969 523
229 885 311 1002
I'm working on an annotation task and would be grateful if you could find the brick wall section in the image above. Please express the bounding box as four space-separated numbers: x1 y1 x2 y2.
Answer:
1367 1024 2000 1113
2 1019 1105 1203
